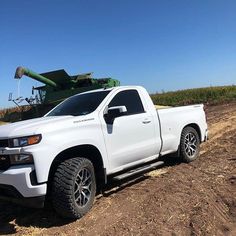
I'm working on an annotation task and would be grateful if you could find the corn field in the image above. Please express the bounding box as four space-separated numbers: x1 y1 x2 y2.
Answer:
0 86 235 121
151 85 236 106
0 105 31 119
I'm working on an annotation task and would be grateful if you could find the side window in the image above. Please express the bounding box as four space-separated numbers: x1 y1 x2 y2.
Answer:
108 90 145 115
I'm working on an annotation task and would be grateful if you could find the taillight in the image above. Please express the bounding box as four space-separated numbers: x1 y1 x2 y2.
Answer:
203 105 208 122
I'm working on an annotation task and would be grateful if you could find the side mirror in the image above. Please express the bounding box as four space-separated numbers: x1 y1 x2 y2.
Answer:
104 106 127 124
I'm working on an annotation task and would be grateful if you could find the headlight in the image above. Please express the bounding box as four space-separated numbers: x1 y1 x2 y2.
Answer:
10 134 42 147
10 154 33 165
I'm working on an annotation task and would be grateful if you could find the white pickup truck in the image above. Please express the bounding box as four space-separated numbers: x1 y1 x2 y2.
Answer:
0 86 208 219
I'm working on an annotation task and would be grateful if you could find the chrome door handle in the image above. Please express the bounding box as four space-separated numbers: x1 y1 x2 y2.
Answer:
142 119 151 124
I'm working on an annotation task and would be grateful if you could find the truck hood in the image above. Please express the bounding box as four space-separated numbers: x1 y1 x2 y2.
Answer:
0 116 74 138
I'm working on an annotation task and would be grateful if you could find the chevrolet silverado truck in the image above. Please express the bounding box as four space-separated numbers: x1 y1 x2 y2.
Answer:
0 86 208 219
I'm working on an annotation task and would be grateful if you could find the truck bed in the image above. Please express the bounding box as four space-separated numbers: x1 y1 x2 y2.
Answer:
156 104 207 155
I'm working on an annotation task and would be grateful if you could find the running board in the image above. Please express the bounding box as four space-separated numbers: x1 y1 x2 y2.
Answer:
112 161 164 181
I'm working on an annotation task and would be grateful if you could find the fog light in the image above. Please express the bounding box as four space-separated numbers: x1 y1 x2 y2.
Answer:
10 154 33 165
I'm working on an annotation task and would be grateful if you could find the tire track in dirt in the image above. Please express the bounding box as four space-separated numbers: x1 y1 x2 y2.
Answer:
201 103 236 155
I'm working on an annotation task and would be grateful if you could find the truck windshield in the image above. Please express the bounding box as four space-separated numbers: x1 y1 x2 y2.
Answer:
46 90 111 116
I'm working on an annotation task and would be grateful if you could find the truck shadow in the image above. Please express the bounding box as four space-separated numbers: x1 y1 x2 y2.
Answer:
101 154 182 198
0 202 73 234
0 155 180 234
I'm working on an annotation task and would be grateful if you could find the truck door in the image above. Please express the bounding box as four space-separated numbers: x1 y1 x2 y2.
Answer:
100 89 159 171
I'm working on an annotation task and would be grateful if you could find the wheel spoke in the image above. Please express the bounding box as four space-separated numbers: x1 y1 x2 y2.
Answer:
83 169 87 180
75 181 80 189
75 194 81 202
82 183 91 192
188 149 192 156
74 187 80 195
74 167 92 207
80 194 83 206
185 146 189 152
77 170 83 182
190 134 194 141
186 134 189 142
192 140 197 146
81 169 85 180
83 176 91 185
190 146 196 153
81 191 89 204
74 182 80 195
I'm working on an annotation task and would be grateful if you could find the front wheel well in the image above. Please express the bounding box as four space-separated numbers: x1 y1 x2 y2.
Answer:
47 145 106 195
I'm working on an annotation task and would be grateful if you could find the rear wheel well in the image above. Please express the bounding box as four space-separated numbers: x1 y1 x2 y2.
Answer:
183 123 201 141
47 145 106 196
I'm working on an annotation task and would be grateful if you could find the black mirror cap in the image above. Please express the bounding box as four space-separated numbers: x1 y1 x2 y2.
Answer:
104 106 127 124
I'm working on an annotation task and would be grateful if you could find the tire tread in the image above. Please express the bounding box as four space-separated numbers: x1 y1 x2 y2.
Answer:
52 157 96 219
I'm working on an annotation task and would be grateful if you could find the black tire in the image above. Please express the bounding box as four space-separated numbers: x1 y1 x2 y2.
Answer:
179 126 200 163
52 157 96 219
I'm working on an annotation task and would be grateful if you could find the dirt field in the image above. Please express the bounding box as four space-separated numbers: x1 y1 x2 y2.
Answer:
0 122 8 126
0 102 235 236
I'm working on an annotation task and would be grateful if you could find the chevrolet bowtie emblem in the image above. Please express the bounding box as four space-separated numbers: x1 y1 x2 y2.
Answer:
0 156 6 161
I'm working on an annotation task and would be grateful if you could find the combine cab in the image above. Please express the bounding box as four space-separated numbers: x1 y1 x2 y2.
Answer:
7 67 120 121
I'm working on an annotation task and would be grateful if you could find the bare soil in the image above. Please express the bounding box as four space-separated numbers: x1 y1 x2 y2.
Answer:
0 122 8 126
0 102 236 236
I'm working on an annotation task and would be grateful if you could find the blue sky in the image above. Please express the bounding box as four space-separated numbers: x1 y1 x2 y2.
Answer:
0 0 236 108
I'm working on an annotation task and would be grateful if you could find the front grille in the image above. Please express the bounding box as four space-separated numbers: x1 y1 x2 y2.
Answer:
0 155 10 171
0 139 9 148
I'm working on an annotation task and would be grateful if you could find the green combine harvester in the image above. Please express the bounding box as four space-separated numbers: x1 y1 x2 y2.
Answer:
7 66 120 121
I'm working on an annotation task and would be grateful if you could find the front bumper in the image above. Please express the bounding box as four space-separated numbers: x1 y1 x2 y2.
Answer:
0 164 47 198
0 188 45 208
